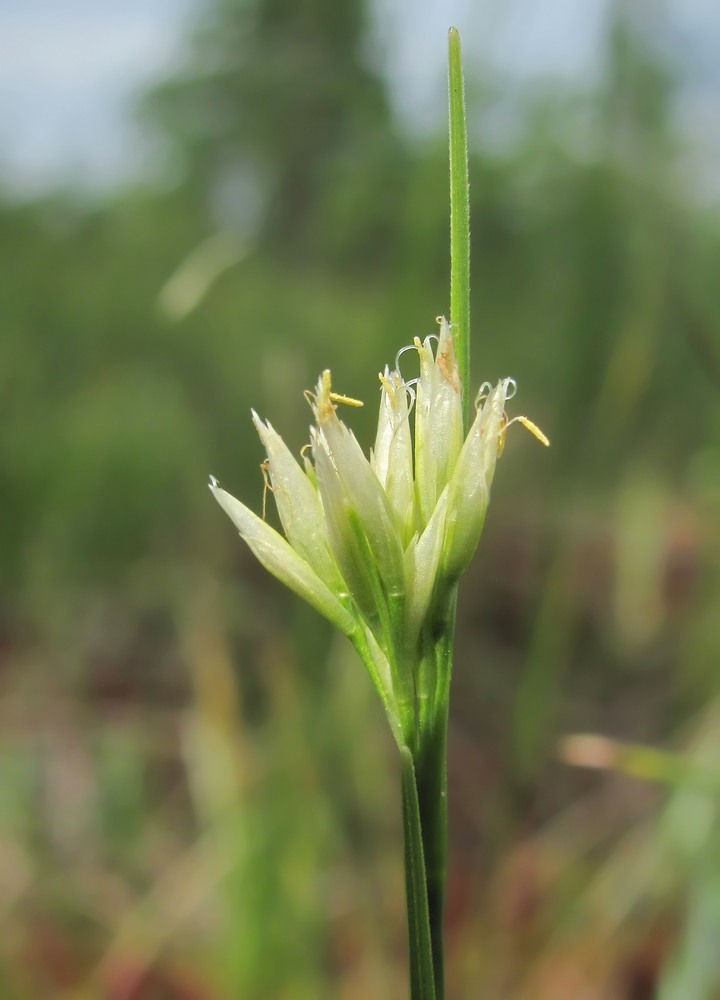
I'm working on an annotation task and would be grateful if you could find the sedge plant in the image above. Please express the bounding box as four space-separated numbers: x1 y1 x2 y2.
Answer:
210 29 547 999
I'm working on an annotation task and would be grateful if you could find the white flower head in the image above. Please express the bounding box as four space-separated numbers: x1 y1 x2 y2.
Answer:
210 318 548 736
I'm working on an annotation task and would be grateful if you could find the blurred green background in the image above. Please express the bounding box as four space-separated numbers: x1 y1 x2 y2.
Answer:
2 0 720 996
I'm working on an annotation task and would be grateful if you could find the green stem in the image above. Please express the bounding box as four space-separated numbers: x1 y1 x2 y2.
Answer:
411 589 457 999
448 27 471 428
400 745 437 1000
414 710 449 997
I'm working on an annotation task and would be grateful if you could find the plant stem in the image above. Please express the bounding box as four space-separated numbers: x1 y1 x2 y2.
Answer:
448 26 471 429
424 590 457 997
414 708 449 998
400 745 437 1000
407 586 457 999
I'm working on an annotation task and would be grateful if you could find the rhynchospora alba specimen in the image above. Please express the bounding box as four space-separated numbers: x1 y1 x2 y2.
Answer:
210 317 547 746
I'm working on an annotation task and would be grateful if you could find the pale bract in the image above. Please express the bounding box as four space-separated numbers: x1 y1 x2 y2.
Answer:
210 318 545 740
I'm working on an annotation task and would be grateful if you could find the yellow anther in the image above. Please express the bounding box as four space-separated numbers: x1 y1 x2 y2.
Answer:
311 370 336 420
499 414 550 456
510 415 550 447
329 391 364 408
379 370 406 396
306 369 363 419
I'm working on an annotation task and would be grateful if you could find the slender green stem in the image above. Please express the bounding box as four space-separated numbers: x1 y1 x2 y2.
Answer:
448 27 471 428
415 591 456 999
400 745 437 1000
414 711 449 997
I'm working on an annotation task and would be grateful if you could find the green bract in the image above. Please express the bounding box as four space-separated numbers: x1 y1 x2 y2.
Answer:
210 317 529 744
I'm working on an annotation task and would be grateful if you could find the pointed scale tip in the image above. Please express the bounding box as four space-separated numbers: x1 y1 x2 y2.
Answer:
208 475 219 491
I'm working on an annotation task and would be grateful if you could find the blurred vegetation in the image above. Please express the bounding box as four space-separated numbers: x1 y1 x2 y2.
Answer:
2 0 720 997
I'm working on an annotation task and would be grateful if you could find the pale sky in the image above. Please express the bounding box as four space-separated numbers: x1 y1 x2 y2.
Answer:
0 0 717 198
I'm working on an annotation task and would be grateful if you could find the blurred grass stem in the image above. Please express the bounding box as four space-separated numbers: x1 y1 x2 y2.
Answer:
562 734 720 794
